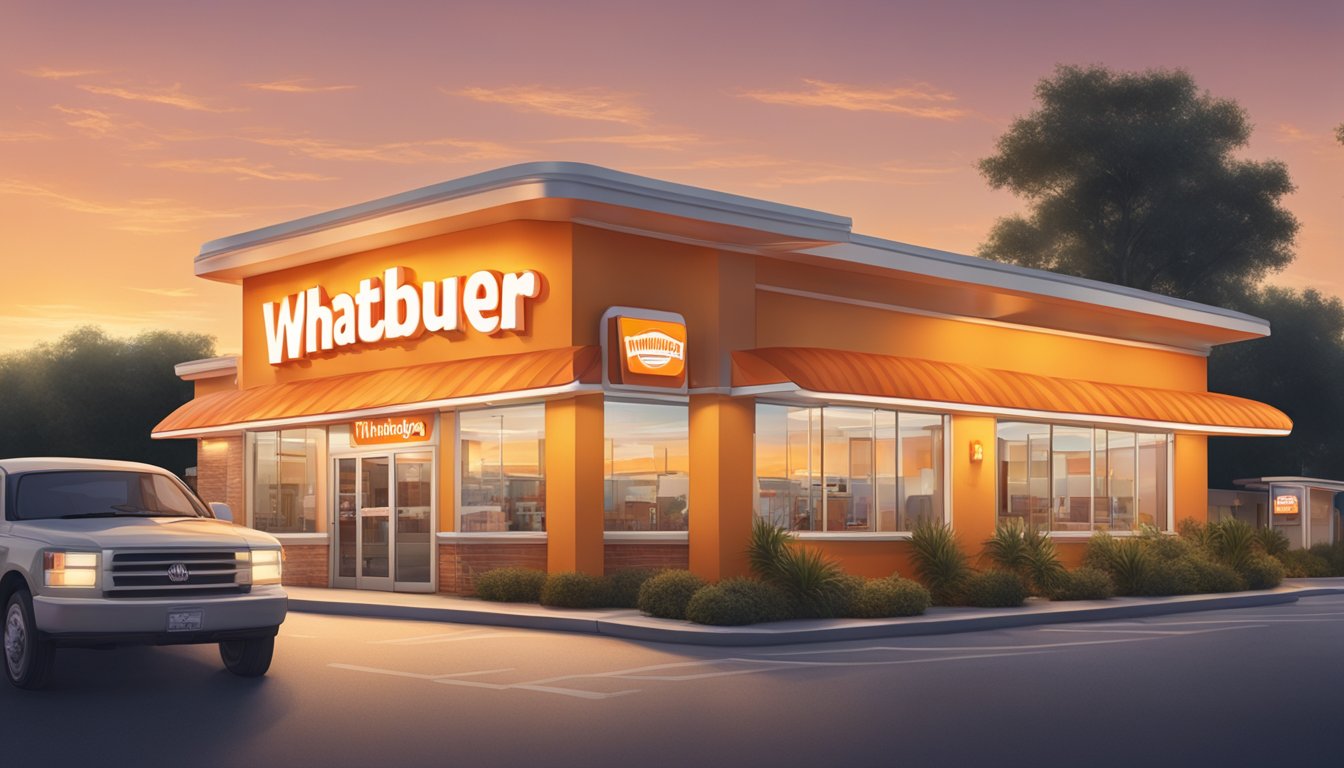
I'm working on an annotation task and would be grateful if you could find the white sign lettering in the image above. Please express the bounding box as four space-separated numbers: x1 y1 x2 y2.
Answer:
263 267 543 365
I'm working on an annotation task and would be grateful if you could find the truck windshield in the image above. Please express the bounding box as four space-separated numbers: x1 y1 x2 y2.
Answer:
12 471 206 520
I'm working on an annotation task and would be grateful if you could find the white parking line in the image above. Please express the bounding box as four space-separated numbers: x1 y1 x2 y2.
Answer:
1037 625 1266 636
374 631 540 645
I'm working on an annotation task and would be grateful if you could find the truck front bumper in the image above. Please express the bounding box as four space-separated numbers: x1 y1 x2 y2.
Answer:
33 586 287 646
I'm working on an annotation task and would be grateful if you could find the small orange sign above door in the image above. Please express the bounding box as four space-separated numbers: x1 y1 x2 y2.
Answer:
618 317 687 378
350 415 435 446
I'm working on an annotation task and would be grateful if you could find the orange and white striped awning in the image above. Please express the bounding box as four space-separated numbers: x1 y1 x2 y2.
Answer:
153 346 601 438
731 347 1291 436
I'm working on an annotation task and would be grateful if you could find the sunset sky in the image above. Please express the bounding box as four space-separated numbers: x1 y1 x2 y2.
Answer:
2 0 1339 355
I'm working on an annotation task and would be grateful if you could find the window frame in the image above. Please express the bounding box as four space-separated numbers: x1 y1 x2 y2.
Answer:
244 427 328 535
455 402 548 535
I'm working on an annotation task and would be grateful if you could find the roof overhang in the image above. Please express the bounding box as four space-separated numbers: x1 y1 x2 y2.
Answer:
195 161 853 283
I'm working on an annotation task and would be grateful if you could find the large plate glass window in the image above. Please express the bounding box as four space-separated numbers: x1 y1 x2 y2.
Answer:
248 429 324 533
458 404 546 532
604 401 690 531
996 421 1169 532
754 404 945 533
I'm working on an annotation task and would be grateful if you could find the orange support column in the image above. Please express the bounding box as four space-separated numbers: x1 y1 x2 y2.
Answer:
689 394 755 582
951 415 997 555
1173 433 1208 529
545 394 605 575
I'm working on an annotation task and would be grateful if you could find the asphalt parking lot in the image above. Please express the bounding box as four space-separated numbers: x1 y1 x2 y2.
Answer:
5 595 1343 767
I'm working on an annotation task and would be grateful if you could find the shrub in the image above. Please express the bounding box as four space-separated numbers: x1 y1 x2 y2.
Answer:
1253 527 1291 557
853 577 932 618
1207 518 1258 571
1176 518 1210 550
827 574 867 619
748 518 793 581
607 567 661 608
1086 533 1152 596
747 519 846 617
1138 557 1200 597
1309 542 1344 577
684 579 792 626
540 572 612 609
1146 533 1198 563
983 521 1065 596
637 570 706 620
911 521 971 605
1189 557 1246 593
1240 554 1285 590
1277 549 1332 578
474 568 547 603
1049 567 1114 601
963 570 1028 608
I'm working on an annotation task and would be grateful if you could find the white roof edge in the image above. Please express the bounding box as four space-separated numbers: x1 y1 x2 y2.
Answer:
196 161 852 263
1235 477 1344 489
809 235 1270 337
174 355 239 380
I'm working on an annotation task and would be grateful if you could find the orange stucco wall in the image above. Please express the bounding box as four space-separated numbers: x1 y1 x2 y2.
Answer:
755 289 1207 391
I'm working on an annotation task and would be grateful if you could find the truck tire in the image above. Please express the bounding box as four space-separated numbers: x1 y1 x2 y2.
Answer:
219 635 274 677
4 589 55 689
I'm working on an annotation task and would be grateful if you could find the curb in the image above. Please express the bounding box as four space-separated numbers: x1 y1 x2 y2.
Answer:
288 586 1342 647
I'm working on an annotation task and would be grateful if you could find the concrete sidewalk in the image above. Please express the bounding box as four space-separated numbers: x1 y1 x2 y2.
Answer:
284 578 1344 647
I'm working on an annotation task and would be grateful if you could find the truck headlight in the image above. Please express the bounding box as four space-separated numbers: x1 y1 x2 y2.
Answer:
248 548 283 585
44 551 99 588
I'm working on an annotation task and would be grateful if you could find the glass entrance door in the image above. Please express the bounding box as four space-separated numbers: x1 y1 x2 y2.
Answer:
334 452 434 592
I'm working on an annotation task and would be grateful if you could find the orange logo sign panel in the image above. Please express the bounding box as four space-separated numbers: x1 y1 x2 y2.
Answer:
350 415 435 446
618 317 686 378
1273 494 1300 516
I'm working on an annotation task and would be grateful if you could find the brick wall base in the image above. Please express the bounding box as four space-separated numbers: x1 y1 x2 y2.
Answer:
196 435 244 526
281 543 330 588
604 542 689 574
438 541 547 596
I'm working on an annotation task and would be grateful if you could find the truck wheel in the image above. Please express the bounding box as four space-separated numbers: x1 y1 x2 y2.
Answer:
4 590 55 690
220 636 274 677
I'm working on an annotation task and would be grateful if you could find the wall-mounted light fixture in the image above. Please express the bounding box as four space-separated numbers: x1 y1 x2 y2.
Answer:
969 440 984 463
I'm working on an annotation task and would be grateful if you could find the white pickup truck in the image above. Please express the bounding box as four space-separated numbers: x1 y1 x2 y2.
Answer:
0 457 288 689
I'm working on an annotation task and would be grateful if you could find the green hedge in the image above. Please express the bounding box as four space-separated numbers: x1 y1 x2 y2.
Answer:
684 578 793 626
474 568 547 602
1241 554 1285 590
1049 567 1115 601
963 570 1028 608
607 567 662 609
852 577 931 618
539 572 611 609
637 570 706 620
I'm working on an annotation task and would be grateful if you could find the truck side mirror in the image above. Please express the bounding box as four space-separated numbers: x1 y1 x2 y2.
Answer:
209 502 234 523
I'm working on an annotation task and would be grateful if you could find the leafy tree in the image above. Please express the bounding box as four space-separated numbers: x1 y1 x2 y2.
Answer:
1208 289 1344 486
0 327 214 476
979 65 1298 307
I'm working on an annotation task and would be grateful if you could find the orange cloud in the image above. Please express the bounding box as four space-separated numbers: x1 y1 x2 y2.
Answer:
0 129 52 142
741 79 967 120
52 106 121 137
0 179 250 232
457 85 649 125
540 133 701 150
151 158 335 181
21 67 102 80
245 78 357 93
255 135 522 164
78 83 238 113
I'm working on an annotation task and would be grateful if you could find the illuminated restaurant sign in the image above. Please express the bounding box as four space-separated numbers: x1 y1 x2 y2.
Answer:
619 317 686 377
1273 493 1300 516
350 415 434 446
263 266 543 365
602 308 688 392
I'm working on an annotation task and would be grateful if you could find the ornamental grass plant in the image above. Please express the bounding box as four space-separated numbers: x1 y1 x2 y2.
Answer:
747 518 847 618
983 520 1065 596
910 520 971 606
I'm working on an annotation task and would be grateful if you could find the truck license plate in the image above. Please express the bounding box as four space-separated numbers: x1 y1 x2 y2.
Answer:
167 610 203 632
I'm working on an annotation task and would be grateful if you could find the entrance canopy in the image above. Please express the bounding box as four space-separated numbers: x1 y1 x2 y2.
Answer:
731 347 1291 436
153 346 601 438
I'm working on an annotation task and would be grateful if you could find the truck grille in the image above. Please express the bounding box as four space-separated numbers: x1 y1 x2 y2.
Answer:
105 550 248 598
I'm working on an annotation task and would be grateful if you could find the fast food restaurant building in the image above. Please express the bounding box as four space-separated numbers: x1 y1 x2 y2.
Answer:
153 162 1292 595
